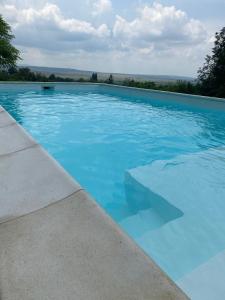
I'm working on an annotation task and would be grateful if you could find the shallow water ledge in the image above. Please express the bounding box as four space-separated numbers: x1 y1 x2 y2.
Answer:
0 106 188 299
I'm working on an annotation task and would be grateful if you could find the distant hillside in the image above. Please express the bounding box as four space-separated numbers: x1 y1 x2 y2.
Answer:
25 66 195 83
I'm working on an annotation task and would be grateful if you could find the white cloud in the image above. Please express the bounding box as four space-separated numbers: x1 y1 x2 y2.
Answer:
113 3 207 52
0 2 111 51
0 1 212 76
90 0 112 16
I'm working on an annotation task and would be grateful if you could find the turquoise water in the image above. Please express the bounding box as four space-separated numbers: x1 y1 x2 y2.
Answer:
1 84 225 299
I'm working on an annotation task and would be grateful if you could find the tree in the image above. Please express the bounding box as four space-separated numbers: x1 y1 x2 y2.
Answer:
0 15 20 69
49 74 56 81
107 74 114 84
198 27 225 98
90 72 98 82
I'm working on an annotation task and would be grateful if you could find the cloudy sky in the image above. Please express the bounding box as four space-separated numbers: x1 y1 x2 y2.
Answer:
0 0 224 76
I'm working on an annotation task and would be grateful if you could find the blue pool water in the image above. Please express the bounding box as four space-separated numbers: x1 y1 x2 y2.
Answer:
1 84 225 299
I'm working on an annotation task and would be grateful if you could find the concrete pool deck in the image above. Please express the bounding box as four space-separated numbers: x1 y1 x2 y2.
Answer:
0 106 188 299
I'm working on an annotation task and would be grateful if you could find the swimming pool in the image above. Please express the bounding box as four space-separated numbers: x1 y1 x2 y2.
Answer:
1 83 225 299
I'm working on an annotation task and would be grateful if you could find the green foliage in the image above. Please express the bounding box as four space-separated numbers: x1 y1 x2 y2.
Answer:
90 72 98 82
49 74 56 81
198 27 225 98
105 74 114 84
77 77 85 82
157 81 200 94
122 79 199 95
123 79 156 89
0 15 20 69
0 67 75 82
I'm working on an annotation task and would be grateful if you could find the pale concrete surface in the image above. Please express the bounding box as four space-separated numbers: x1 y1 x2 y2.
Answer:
0 107 81 224
0 105 188 299
0 191 188 300
0 111 16 128
0 145 81 223
0 123 36 156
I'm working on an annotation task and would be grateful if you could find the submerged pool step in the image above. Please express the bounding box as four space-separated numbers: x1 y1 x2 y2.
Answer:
177 249 225 300
124 168 183 231
137 213 225 280
119 207 165 239
125 146 225 289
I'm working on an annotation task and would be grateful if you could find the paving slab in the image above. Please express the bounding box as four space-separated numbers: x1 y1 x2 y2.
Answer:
0 110 16 128
0 123 36 156
0 145 81 223
0 190 187 300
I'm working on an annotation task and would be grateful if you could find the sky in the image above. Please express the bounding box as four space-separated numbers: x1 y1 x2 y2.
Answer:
0 0 224 76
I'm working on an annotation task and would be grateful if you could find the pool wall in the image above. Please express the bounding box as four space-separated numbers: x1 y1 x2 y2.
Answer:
0 105 188 299
98 84 225 111
1 81 225 110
